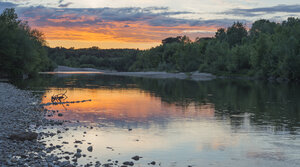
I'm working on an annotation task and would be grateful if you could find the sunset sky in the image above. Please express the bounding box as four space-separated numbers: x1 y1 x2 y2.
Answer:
1 0 300 49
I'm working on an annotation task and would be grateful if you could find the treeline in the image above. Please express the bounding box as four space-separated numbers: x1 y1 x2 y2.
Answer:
0 9 55 77
131 18 300 81
47 47 139 71
48 18 300 81
2 7 300 81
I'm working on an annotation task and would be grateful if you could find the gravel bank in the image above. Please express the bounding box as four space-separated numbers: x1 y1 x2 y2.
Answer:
0 82 68 166
46 66 216 81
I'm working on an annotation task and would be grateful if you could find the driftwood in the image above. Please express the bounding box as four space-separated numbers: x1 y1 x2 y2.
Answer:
42 99 92 106
51 91 68 103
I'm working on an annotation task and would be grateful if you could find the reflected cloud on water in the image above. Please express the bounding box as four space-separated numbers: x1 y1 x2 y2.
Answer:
12 74 300 166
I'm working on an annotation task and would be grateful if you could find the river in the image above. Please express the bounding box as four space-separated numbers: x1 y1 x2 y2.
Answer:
12 73 300 167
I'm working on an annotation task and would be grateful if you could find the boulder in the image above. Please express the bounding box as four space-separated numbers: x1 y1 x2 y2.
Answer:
8 132 38 141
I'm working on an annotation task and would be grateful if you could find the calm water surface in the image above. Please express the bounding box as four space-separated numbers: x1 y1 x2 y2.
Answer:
13 74 300 167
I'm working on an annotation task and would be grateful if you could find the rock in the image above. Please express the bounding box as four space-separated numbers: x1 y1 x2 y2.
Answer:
8 132 38 141
123 161 134 166
60 161 70 166
10 157 18 163
103 163 113 167
74 152 81 158
74 140 82 144
56 145 62 148
131 155 142 161
87 146 93 152
149 161 156 165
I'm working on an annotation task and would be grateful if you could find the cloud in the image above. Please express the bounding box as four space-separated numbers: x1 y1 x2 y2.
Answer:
16 5 241 28
223 4 300 17
0 1 17 11
1 1 249 29
58 2 73 8
0 1 250 45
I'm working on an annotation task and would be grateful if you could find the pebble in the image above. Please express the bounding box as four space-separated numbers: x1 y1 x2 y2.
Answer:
149 161 156 165
123 161 134 166
131 155 142 161
0 83 62 166
87 146 93 152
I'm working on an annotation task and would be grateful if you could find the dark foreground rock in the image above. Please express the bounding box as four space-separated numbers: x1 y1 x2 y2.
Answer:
8 132 38 141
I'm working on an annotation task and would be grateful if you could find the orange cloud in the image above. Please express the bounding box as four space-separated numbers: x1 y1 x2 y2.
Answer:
18 6 226 48
34 22 217 49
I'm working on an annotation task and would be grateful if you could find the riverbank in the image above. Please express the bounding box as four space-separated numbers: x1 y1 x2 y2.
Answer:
47 66 216 81
0 82 67 166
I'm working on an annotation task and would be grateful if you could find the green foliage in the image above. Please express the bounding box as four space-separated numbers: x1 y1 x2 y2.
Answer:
162 35 191 45
0 8 55 77
226 22 248 47
47 47 139 71
128 18 300 81
250 19 278 37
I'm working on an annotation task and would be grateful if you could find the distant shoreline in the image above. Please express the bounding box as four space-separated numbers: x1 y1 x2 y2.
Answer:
41 66 216 81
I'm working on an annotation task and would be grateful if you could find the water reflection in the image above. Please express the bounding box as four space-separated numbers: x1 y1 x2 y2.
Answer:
12 74 300 166
43 88 214 124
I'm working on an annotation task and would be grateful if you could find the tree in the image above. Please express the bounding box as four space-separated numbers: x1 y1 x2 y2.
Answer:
215 28 226 41
226 22 248 47
250 19 277 37
0 8 55 77
162 36 191 45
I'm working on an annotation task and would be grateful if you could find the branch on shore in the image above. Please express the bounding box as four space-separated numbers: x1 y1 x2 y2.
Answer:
41 99 92 106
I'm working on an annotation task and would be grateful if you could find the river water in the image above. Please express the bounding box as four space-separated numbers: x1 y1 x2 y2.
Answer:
13 73 300 167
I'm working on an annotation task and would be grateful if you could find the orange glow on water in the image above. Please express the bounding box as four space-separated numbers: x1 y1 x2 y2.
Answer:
42 88 215 122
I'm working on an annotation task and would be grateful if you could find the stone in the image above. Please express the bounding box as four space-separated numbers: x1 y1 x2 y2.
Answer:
123 161 134 166
150 161 156 165
8 132 38 141
74 140 82 144
131 155 142 161
74 153 81 158
87 146 93 152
